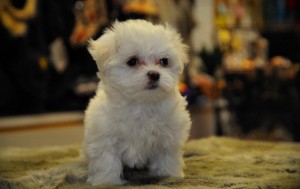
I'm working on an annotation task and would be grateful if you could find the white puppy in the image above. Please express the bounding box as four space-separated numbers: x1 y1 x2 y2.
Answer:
83 19 191 185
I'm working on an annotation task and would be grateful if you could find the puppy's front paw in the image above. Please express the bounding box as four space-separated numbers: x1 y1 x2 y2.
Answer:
87 175 126 186
150 166 184 178
149 153 184 178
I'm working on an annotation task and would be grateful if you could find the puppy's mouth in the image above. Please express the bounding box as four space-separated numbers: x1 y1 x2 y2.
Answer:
146 81 159 90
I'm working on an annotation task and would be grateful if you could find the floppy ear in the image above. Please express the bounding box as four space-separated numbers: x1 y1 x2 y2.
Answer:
177 42 189 74
178 42 189 66
165 24 189 72
87 30 116 71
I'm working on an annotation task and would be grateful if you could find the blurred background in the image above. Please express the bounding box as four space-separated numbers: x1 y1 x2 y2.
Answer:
0 0 300 147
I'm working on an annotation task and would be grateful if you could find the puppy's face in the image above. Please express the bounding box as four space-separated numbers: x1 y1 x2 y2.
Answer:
89 20 188 101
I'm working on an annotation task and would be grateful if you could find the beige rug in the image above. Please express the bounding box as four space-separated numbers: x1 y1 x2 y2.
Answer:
0 137 299 189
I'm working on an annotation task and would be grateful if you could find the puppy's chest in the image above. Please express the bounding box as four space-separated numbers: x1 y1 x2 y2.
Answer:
112 104 172 143
115 104 167 130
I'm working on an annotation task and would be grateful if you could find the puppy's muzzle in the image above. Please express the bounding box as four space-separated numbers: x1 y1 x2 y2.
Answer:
146 71 160 89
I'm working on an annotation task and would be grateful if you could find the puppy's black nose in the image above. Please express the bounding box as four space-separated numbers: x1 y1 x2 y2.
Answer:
147 71 160 81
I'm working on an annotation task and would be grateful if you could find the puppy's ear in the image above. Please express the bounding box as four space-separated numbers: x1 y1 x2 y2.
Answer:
165 24 189 71
177 43 189 73
178 42 189 66
88 30 116 71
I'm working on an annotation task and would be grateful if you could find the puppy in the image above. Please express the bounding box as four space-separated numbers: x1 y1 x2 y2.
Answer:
83 19 191 185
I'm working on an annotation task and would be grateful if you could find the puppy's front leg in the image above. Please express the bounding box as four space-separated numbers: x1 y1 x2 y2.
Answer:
87 151 125 185
149 149 184 178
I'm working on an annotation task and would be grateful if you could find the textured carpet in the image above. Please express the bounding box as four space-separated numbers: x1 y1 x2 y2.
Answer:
0 137 299 189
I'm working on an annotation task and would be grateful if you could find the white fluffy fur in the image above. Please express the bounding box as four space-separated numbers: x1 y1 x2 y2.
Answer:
83 19 191 185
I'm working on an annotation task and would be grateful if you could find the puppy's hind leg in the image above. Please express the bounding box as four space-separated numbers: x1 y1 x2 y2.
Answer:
87 151 125 185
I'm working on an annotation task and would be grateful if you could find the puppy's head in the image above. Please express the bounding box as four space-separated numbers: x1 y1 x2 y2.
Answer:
88 19 188 101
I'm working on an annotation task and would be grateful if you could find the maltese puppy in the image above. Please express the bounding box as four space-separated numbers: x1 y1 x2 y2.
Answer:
83 19 191 185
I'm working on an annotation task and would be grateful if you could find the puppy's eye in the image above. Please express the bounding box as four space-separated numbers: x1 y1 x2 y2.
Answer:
160 58 168 67
127 57 139 67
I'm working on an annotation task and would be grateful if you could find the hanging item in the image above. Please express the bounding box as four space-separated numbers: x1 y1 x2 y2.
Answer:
49 37 68 73
123 0 158 17
0 0 37 36
70 0 108 46
191 0 215 53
